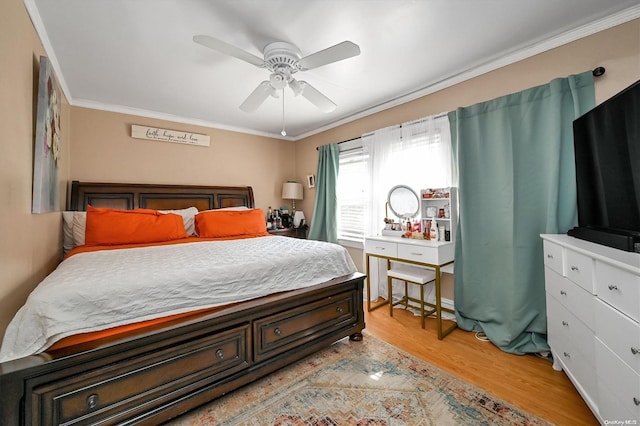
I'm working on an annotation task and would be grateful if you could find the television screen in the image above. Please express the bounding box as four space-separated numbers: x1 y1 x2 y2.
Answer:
570 79 640 251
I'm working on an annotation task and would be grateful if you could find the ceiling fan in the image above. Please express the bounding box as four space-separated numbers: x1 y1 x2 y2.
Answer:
193 35 360 113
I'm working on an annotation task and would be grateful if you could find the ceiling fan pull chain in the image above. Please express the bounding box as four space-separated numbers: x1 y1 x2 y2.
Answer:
281 88 287 136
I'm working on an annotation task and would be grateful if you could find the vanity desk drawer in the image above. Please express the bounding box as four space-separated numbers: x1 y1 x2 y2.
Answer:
398 243 439 264
364 239 397 258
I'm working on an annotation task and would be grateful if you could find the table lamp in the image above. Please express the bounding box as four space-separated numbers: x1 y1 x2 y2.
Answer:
282 182 305 227
282 182 303 211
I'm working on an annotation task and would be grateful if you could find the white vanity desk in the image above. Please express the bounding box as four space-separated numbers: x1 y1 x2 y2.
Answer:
364 235 456 339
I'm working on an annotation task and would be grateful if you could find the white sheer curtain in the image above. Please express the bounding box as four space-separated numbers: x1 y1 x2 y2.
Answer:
362 125 401 237
363 113 452 302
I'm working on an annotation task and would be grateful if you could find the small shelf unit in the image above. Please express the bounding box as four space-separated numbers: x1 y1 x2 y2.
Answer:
420 187 457 243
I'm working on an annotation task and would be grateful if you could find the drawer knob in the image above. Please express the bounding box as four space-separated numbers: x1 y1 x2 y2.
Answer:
274 328 282 336
634 397 640 406
563 351 571 358
608 284 619 291
376 247 386 250
336 306 344 313
631 347 639 355
560 290 567 296
547 254 553 259
411 252 423 256
570 265 579 271
87 394 99 410
216 349 224 360
562 321 569 327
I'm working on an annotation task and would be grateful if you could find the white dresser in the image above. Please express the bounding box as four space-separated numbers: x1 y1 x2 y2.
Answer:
364 235 455 338
541 234 640 423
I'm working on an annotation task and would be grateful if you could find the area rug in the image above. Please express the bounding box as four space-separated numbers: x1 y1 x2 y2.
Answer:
169 333 551 425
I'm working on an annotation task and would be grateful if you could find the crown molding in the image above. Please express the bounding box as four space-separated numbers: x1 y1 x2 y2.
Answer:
24 1 639 141
296 4 640 140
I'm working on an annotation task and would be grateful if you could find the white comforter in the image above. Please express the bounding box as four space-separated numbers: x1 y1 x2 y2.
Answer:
0 236 357 362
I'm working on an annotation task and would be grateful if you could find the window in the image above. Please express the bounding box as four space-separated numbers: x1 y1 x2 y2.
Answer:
336 114 452 243
337 146 368 243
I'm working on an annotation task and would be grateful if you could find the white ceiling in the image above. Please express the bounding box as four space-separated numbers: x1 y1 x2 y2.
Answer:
26 0 640 140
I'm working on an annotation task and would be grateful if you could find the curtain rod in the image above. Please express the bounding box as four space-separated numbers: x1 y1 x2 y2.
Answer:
316 136 360 151
316 112 449 150
316 68 605 151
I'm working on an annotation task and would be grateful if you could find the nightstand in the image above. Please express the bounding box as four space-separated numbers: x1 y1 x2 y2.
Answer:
268 227 307 239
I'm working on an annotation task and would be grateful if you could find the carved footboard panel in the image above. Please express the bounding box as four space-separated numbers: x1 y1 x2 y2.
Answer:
0 273 365 425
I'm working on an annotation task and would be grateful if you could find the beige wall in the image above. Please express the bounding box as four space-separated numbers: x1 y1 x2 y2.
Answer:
294 19 640 298
70 108 295 213
0 0 71 341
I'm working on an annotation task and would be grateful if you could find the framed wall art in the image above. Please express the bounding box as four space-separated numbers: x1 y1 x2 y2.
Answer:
306 174 315 189
32 56 61 213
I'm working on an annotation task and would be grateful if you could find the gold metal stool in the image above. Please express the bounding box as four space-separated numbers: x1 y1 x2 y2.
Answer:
387 264 437 329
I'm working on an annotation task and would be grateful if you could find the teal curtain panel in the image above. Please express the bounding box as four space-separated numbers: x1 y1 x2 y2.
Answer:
308 143 340 243
448 71 595 354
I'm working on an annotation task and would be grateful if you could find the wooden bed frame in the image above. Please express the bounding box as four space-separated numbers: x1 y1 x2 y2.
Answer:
0 181 365 425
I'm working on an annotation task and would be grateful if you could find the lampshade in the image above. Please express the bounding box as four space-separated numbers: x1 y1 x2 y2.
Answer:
282 182 303 212
282 182 303 201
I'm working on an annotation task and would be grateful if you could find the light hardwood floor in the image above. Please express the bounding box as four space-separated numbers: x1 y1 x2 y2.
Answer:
364 301 598 425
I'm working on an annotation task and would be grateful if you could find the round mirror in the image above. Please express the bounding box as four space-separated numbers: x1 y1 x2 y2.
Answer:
387 185 420 219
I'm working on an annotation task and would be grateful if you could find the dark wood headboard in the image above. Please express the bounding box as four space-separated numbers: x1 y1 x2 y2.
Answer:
68 181 255 211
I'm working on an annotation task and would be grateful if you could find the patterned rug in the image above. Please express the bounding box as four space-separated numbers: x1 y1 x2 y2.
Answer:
169 333 551 425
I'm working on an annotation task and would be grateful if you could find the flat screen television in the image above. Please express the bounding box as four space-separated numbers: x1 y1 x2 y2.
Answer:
567 79 640 253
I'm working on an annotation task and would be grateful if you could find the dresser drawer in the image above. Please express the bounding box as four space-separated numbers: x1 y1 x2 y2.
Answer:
595 298 640 375
365 239 397 258
595 337 640 421
597 377 638 425
548 322 598 406
545 267 595 331
546 294 595 366
31 325 249 426
254 291 357 362
565 249 595 293
595 260 640 322
543 240 564 275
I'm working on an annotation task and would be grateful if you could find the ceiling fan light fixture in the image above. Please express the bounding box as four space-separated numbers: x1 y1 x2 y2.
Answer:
269 71 288 90
289 79 304 96
268 84 279 98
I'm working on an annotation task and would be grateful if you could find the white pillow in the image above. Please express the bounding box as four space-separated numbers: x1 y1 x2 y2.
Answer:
196 206 251 215
158 206 198 236
62 211 78 253
216 206 250 211
71 211 87 247
62 211 87 253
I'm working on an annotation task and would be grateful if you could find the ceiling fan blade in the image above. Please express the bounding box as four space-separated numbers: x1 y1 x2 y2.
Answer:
295 80 336 113
193 35 265 67
297 41 360 71
240 81 274 112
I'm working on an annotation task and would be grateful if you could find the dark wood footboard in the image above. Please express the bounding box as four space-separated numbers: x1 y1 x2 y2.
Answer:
0 273 365 425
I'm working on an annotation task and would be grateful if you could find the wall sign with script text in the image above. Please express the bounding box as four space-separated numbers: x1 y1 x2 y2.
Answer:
131 125 210 147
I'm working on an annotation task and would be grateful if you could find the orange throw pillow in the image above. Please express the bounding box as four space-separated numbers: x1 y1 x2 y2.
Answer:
85 206 188 246
195 209 268 238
